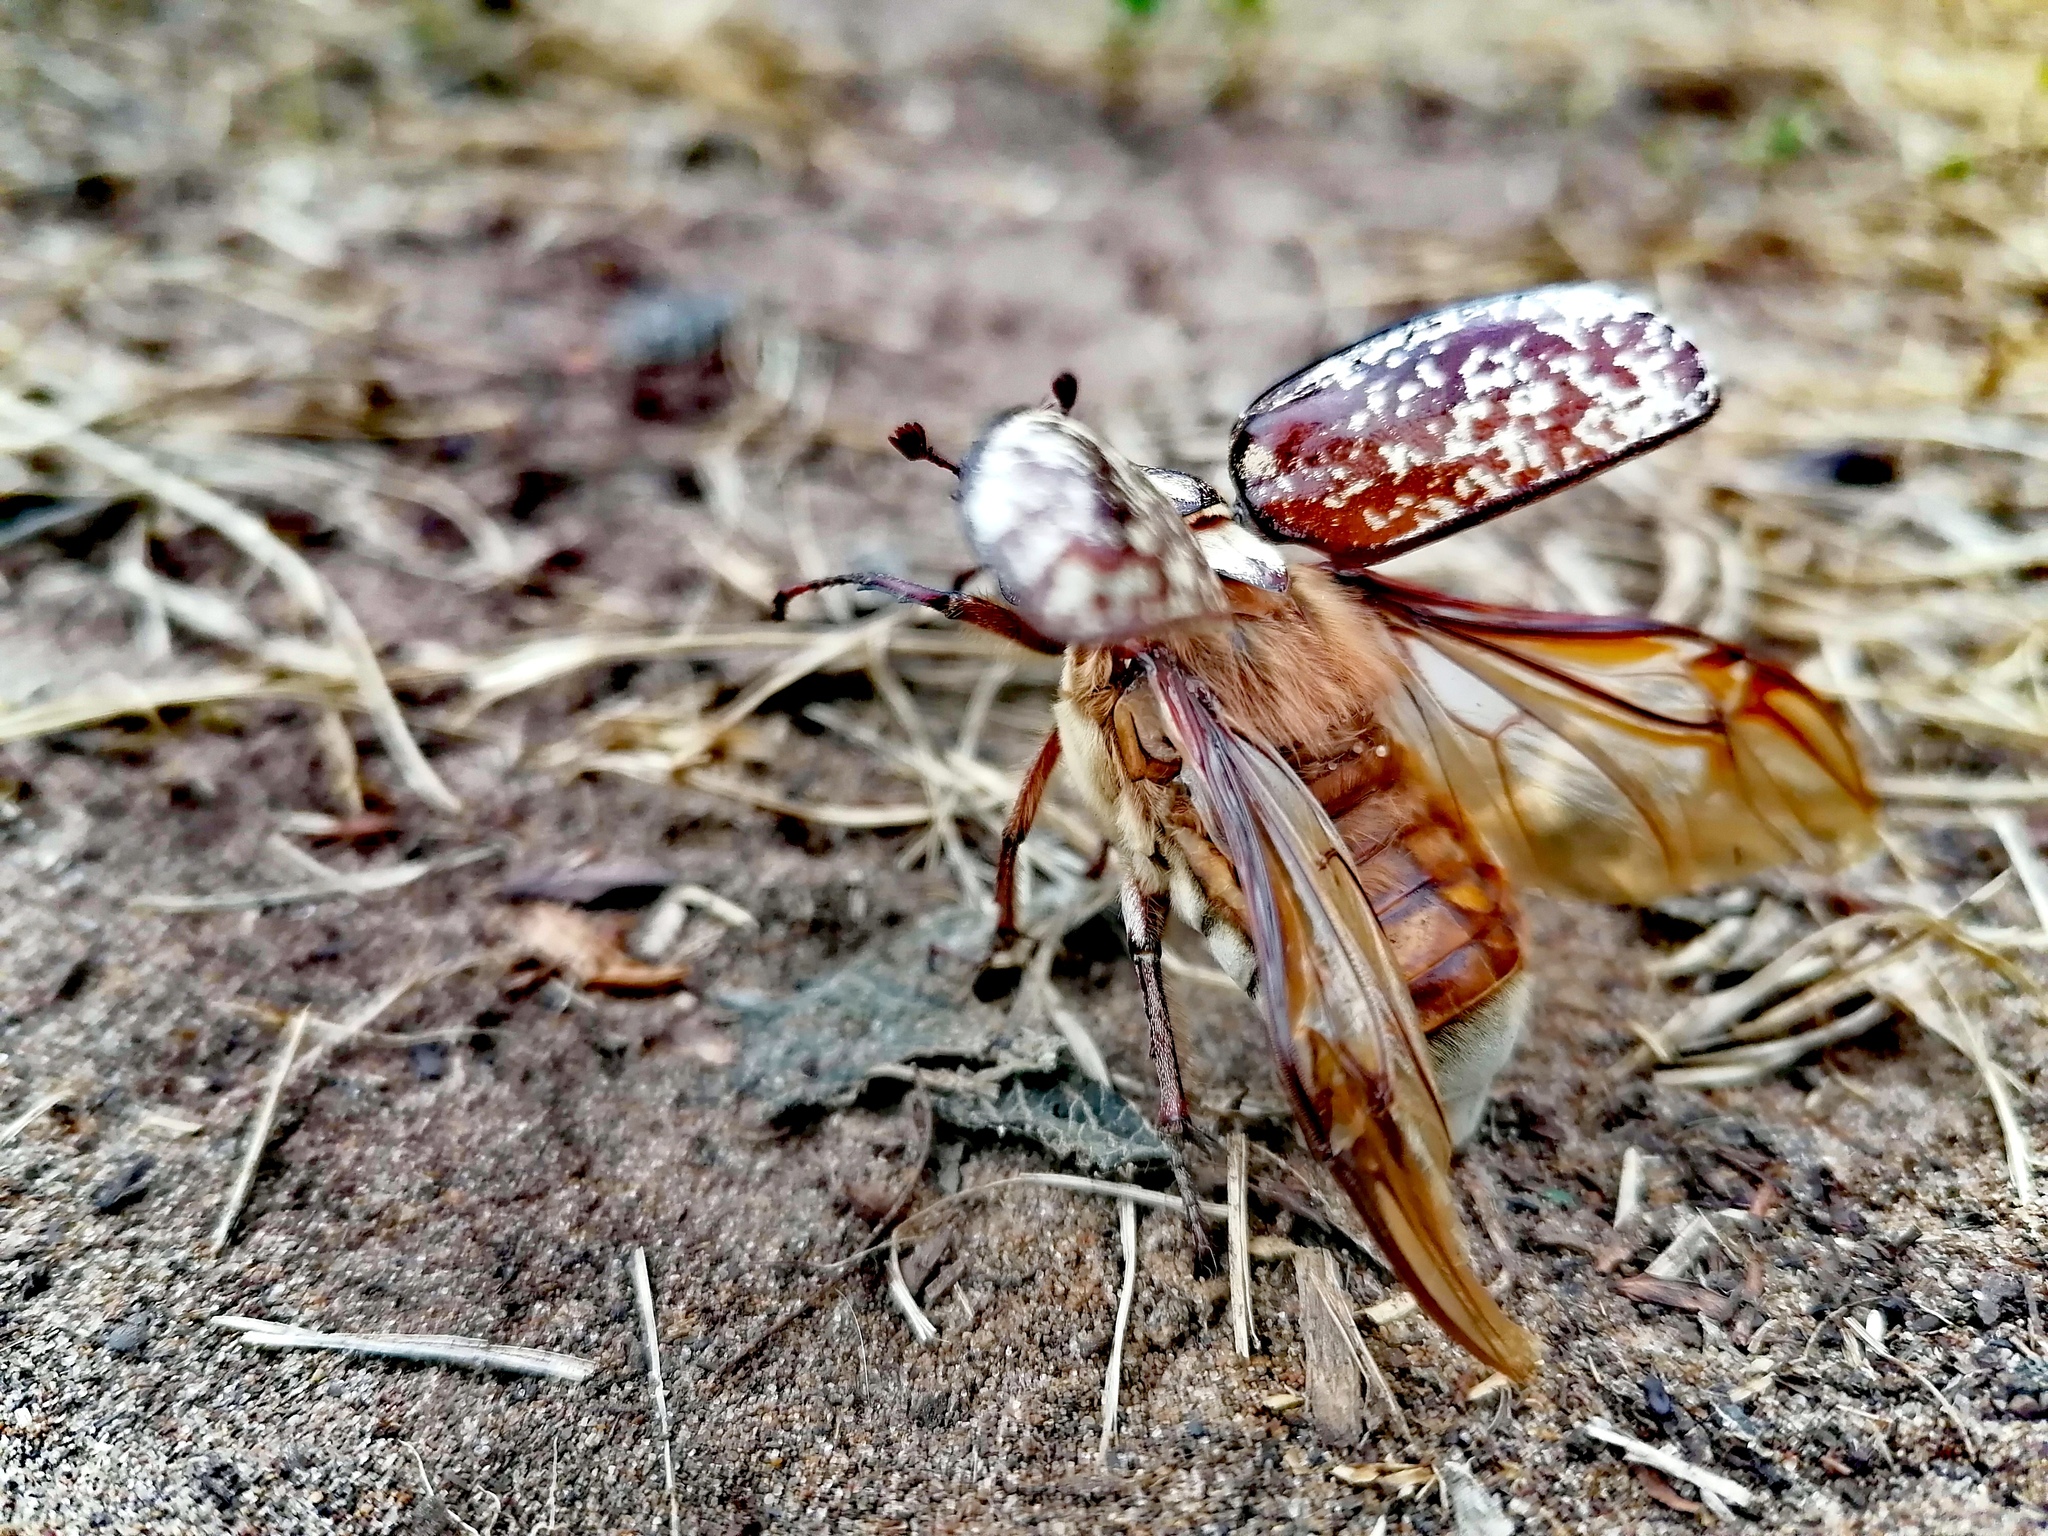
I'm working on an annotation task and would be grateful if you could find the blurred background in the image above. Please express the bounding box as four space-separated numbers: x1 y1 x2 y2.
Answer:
10 0 2048 755
8 2 2048 1530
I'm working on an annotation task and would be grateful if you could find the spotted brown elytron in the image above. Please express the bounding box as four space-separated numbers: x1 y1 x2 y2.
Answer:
776 285 1875 1380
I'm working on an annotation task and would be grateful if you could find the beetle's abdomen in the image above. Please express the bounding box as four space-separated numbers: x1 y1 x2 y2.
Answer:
1311 755 1522 1034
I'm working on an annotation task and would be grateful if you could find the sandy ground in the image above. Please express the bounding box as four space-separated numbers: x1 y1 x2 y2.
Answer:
2 16 2047 1535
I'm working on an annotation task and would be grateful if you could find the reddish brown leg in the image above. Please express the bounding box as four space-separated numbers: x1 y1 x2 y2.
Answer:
772 573 1062 656
990 728 1062 959
1122 880 1216 1270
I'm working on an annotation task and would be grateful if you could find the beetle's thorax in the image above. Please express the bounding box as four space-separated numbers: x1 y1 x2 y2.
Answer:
1059 565 1402 809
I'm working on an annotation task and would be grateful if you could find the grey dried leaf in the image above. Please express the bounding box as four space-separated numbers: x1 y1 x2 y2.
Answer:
1439 1459 1513 1536
931 1076 1165 1173
720 906 1002 1117
722 905 1165 1170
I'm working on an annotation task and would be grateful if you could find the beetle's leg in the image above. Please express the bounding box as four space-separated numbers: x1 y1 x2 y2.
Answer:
772 573 1062 656
1123 880 1216 1269
989 728 1062 962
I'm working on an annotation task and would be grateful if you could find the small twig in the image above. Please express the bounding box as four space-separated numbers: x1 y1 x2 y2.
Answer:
1099 1194 1138 1467
629 1249 680 1536
212 1009 308 1256
1295 1248 1365 1444
404 1444 484 1536
287 952 499 1084
212 1315 595 1381
1580 1417 1758 1510
1227 1132 1256 1358
1307 1252 1407 1440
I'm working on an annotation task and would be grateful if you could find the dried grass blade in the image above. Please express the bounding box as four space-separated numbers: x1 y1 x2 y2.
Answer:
681 770 930 829
1657 998 1893 1089
1098 1194 1138 1466
0 393 460 814
1227 1131 1256 1358
629 1249 680 1536
211 1009 308 1256
884 1230 938 1345
288 953 494 1083
1876 776 2048 805
1580 1417 1757 1509
134 843 501 913
1882 962 2034 1206
1644 1212 1721 1281
0 672 322 746
0 1089 66 1147
1983 808 2048 936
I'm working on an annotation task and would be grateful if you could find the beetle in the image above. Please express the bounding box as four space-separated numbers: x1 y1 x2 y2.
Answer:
776 285 1875 1380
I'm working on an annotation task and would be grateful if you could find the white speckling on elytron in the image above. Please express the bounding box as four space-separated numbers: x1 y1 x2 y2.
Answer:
1229 283 1718 561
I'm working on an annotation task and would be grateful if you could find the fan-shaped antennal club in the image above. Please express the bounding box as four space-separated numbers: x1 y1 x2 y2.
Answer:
1051 372 1078 413
888 421 959 476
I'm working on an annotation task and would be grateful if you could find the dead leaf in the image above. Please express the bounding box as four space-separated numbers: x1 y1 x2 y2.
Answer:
1614 1274 1740 1323
511 904 691 996
1635 1465 1705 1514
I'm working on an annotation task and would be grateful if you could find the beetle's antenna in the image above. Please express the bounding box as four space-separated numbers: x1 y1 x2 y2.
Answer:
889 422 959 477
1051 372 1078 413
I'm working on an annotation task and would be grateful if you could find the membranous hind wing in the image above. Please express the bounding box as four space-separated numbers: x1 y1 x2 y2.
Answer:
1231 285 1718 563
1359 578 1876 906
1146 651 1541 1381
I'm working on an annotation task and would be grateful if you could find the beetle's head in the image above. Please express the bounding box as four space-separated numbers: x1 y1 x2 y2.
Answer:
944 379 1227 646
890 377 1290 645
